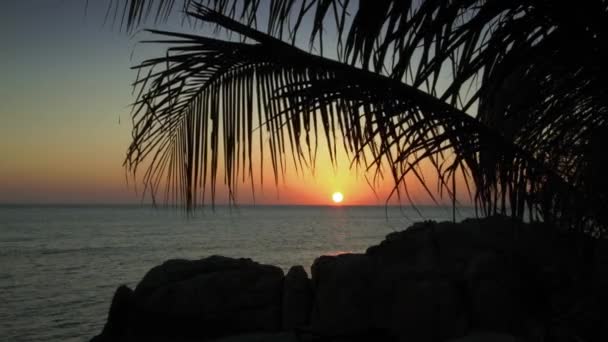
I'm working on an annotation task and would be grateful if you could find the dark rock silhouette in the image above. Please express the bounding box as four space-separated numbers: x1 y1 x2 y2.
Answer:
91 217 608 342
310 254 375 336
91 285 133 342
282 265 312 330
372 275 468 341
96 256 284 341
466 252 524 333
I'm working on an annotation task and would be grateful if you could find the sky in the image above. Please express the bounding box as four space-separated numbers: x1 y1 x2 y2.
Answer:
0 0 469 206
1 0 137 204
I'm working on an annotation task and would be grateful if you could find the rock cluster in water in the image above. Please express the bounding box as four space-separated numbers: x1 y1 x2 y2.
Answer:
91 216 608 341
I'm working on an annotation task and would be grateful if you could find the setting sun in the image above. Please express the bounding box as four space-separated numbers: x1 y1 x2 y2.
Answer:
332 192 344 204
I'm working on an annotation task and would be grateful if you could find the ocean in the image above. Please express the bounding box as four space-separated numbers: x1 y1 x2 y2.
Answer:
0 205 476 341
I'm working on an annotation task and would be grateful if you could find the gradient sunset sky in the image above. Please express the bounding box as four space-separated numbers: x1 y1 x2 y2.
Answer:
0 0 469 206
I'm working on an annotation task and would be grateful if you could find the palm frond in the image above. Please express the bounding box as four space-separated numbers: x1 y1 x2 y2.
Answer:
126 6 481 212
122 1 608 236
126 8 351 208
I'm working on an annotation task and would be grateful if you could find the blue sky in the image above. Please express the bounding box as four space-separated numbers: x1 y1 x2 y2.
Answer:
1 0 151 203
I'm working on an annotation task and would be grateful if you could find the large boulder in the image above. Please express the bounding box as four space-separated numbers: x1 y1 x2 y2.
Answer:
446 332 521 342
466 252 526 333
372 267 468 342
364 216 533 340
91 285 133 342
210 332 298 342
309 251 469 341
134 255 268 296
130 255 284 340
593 238 608 286
310 254 375 336
366 221 439 269
282 265 312 330
460 216 523 252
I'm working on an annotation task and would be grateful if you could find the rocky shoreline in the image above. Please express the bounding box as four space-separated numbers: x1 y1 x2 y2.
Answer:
91 216 608 341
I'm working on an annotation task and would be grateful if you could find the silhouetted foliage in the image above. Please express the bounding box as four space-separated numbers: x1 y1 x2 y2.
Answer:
114 0 608 237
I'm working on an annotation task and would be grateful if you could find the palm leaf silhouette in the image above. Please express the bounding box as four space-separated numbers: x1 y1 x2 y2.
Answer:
118 0 608 236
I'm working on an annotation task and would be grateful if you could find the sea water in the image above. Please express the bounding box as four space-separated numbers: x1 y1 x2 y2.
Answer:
0 205 476 341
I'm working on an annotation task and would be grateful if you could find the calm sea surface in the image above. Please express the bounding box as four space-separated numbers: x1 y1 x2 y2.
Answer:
0 205 476 341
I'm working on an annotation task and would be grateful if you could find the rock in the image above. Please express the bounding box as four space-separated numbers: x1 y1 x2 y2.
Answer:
210 332 298 342
134 255 264 297
372 266 468 342
90 285 133 342
309 250 468 340
366 221 439 269
466 252 525 333
593 238 608 285
131 255 284 339
446 331 521 342
310 254 375 336
282 265 312 330
91 217 608 342
461 216 523 252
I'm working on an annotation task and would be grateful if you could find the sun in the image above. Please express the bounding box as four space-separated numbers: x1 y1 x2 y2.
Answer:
332 192 344 204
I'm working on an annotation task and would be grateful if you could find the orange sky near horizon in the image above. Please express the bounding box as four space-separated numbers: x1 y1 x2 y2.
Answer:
0 1 474 207
0 124 471 206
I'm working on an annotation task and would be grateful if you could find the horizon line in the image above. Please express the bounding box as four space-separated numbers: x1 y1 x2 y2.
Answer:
0 202 475 208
